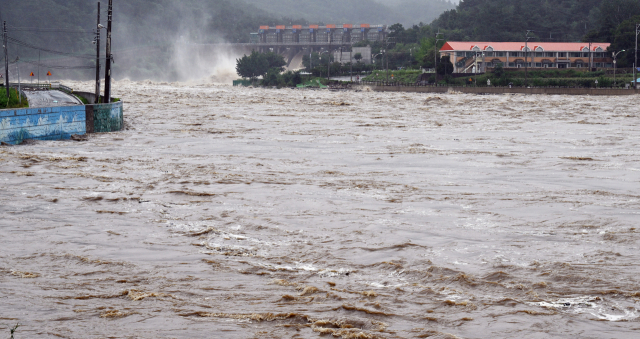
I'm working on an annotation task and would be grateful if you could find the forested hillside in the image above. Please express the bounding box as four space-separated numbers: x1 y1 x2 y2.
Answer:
429 0 640 44
426 0 640 66
430 0 603 42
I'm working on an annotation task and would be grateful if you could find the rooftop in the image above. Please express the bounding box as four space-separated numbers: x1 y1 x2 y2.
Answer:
441 41 611 52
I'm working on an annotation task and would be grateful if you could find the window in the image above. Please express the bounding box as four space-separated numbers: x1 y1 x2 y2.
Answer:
535 63 542 67
558 52 567 57
509 52 519 57
535 52 543 57
545 52 555 57
569 52 581 57
509 62 515 67
466 52 474 57
485 52 494 57
583 53 589 58
495 52 505 57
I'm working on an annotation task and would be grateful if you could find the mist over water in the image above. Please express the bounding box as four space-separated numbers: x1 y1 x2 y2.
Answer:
1 82 640 338
170 43 247 84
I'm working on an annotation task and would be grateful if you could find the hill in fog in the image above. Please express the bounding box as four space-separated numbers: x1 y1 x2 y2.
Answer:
241 0 455 26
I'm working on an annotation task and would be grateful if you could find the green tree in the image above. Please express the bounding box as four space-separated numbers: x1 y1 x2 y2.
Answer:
493 63 505 78
437 55 453 76
262 67 281 86
354 52 363 62
608 15 640 67
236 50 269 80
263 52 287 72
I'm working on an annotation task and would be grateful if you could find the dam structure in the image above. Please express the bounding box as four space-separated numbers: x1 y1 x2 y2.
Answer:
251 24 388 53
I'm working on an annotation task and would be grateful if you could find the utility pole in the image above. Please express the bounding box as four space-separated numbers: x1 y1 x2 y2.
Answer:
635 24 639 90
385 37 395 83
104 0 113 103
327 34 331 81
435 31 444 84
95 2 101 104
3 21 9 98
16 57 20 105
589 41 592 72
38 51 40 85
350 46 353 82
525 30 533 87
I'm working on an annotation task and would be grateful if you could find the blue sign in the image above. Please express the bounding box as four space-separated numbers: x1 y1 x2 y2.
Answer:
309 29 314 33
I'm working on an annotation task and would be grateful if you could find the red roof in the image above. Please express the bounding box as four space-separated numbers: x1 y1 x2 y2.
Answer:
440 41 610 52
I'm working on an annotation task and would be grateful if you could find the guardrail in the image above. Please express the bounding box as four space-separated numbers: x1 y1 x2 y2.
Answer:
7 82 74 94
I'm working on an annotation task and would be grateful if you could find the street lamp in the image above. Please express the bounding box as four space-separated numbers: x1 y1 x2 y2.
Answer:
613 50 625 87
318 50 330 78
635 24 639 89
525 30 534 87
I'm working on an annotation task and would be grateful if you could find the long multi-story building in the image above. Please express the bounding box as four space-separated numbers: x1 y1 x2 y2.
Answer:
440 42 613 73
255 24 387 46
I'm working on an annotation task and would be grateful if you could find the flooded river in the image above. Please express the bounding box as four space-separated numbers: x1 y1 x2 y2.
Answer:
1 81 640 338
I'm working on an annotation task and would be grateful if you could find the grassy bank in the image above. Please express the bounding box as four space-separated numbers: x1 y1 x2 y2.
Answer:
448 72 634 88
362 70 422 83
0 87 29 109
361 68 635 88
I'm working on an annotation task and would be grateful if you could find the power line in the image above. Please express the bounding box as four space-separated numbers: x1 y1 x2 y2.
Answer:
12 59 94 69
8 27 95 34
7 36 94 59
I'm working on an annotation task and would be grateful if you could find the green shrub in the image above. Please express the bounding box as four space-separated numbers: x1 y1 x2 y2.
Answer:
0 88 29 109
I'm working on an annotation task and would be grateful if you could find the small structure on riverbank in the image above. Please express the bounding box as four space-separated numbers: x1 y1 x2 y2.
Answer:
0 84 123 145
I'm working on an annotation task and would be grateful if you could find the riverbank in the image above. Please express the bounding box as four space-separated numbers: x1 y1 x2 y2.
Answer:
357 83 640 96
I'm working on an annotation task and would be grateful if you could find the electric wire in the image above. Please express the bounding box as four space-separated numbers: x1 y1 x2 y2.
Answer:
7 26 95 34
7 36 94 59
18 59 94 69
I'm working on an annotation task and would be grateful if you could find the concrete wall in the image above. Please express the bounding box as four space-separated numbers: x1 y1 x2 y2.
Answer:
361 85 639 96
1 101 124 145
87 101 124 133
0 105 86 145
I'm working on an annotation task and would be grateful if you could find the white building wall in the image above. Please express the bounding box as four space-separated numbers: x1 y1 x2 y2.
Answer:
332 47 372 64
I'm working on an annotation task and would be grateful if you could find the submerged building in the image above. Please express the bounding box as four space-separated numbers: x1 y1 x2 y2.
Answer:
440 42 613 73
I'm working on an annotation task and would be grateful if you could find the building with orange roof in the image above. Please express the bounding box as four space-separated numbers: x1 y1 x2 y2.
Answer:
440 42 613 73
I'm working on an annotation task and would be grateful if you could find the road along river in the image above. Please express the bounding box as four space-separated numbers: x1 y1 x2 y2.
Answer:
1 81 640 338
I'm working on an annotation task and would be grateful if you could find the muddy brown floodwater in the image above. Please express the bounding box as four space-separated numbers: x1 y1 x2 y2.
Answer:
1 80 640 338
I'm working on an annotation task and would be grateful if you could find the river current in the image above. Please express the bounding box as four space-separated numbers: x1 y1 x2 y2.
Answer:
1 81 640 338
